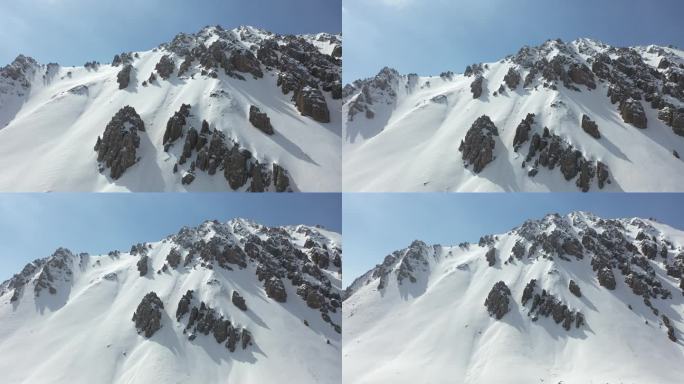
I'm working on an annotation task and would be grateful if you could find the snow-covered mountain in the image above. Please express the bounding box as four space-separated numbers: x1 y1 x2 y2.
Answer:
0 218 342 384
0 25 342 191
343 212 684 384
343 38 684 192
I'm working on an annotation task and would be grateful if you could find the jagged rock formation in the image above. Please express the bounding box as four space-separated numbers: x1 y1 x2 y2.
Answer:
132 292 164 338
249 105 274 135
137 255 149 276
94 106 145 179
470 76 484 99
513 113 535 151
504 67 521 90
295 86 330 123
581 114 601 138
459 115 499 173
484 281 511 319
163 104 191 146
117 64 133 89
232 291 247 311
155 55 175 79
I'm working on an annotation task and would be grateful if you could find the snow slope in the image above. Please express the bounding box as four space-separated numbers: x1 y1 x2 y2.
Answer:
343 38 684 192
0 26 341 192
0 218 342 384
343 212 684 384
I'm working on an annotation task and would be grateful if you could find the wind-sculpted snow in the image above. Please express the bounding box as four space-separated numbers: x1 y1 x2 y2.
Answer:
344 38 684 192
0 218 342 384
344 211 684 384
0 25 341 191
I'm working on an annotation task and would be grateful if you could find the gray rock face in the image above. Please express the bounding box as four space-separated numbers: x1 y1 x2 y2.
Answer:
176 290 194 321
485 248 496 267
94 106 145 180
155 55 175 79
598 267 616 290
167 248 182 268
619 98 647 128
295 86 330 123
272 164 290 192
567 63 596 90
526 288 584 331
248 105 274 135
504 67 521 90
163 104 191 145
470 75 484 99
232 291 247 311
484 281 511 320
181 172 195 185
306 290 325 309
265 276 287 302
459 115 499 173
569 280 582 297
223 146 250 190
521 279 536 305
116 64 133 89
513 113 535 151
132 292 164 338
137 255 149 276
581 115 601 139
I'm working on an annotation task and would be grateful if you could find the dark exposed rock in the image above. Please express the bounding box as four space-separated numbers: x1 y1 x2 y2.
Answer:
576 159 596 192
241 329 252 349
619 98 647 129
181 172 195 185
484 281 511 320
663 315 677 342
176 290 193 321
95 106 145 180
272 163 290 192
155 55 175 79
137 255 149 276
249 105 274 135
223 146 250 190
513 113 534 151
567 63 596 90
598 267 616 290
295 86 330 123
569 280 582 297
116 64 133 89
132 292 164 338
163 104 191 145
581 115 601 139
306 290 325 309
485 248 496 267
167 248 182 268
232 291 247 311
470 75 484 99
459 115 499 173
512 241 526 260
265 276 287 302
521 279 536 306
504 67 521 90
596 161 610 189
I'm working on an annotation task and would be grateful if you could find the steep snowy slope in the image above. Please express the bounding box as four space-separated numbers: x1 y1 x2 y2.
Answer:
0 219 342 384
343 212 684 384
0 26 342 191
343 38 684 192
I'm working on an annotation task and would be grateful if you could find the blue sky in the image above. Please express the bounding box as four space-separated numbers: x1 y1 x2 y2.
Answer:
0 0 341 66
0 193 340 281
343 0 684 82
343 193 684 287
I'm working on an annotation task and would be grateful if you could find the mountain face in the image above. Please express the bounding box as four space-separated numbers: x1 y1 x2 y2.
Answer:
0 219 342 384
0 25 341 192
343 212 684 384
343 38 684 192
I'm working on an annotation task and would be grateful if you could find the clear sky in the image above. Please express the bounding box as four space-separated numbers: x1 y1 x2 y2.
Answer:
343 0 684 83
0 193 341 282
0 0 341 67
343 193 684 287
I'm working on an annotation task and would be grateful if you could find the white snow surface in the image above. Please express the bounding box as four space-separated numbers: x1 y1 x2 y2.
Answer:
0 219 342 384
343 212 684 384
343 39 684 192
0 26 341 192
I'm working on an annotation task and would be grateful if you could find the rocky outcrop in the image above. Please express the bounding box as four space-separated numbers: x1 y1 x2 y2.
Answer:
176 290 194 321
470 76 484 99
94 106 145 180
232 291 247 311
116 64 133 89
504 68 521 90
485 248 496 267
155 55 175 80
295 87 330 123
513 113 535 151
597 267 616 290
132 292 164 338
137 255 149 276
581 115 601 139
569 280 581 297
272 164 290 192
484 281 511 320
525 288 584 330
619 98 647 129
265 276 287 302
248 105 274 135
163 104 191 145
166 248 182 268
459 115 499 173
